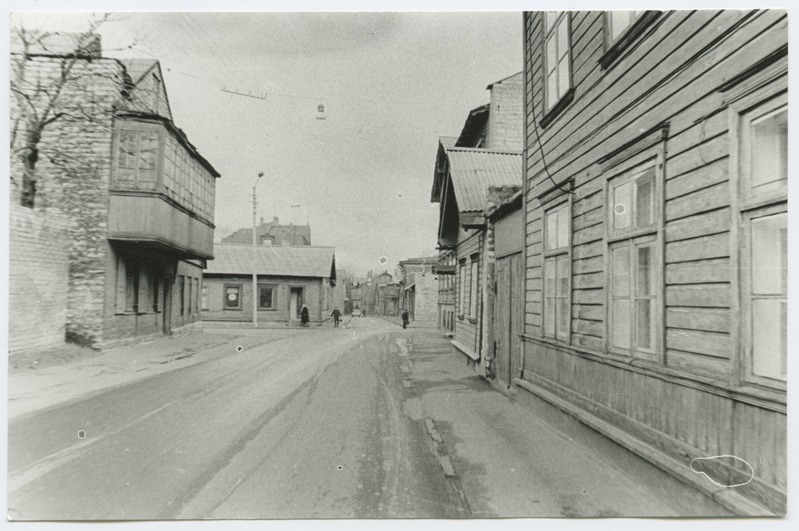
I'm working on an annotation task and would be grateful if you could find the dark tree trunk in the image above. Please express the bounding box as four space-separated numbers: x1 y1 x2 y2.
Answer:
20 124 41 208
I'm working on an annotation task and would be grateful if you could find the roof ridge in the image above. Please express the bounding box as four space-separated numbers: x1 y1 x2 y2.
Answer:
446 146 522 155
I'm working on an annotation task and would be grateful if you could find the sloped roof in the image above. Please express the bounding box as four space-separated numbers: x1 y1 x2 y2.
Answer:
206 244 335 278
486 71 523 90
455 104 490 147
119 58 158 84
446 147 522 212
400 256 438 264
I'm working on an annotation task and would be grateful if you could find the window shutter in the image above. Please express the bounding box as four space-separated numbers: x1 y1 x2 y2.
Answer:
116 256 127 313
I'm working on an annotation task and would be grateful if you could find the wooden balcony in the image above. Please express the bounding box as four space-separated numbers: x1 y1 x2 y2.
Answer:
108 191 214 260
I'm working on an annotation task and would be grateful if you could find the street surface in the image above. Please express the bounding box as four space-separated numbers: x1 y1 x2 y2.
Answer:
7 318 731 519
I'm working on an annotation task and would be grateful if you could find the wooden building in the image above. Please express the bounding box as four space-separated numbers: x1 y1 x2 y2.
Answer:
431 72 524 365
202 244 341 325
520 10 786 514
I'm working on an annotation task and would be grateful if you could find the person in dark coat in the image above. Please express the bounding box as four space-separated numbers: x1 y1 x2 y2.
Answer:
401 309 410 329
300 304 310 326
331 307 341 328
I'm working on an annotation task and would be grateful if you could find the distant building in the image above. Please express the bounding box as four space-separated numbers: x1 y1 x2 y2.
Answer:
430 71 524 365
9 33 219 349
222 216 311 246
202 244 342 325
363 271 393 316
397 257 439 327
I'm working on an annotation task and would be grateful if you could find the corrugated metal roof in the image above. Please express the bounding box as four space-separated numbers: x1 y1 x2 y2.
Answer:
206 244 335 278
446 147 522 212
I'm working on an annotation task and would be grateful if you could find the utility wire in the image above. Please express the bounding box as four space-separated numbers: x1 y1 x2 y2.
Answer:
531 107 573 196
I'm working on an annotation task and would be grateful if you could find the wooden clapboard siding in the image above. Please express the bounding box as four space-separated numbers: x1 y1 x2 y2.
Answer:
454 229 482 357
665 258 731 284
665 208 731 243
527 10 785 191
522 9 787 514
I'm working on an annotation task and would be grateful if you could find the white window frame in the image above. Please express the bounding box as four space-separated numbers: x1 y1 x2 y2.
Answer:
223 283 242 311
730 87 788 390
605 155 663 362
605 10 644 45
469 257 479 319
458 261 466 317
543 11 572 112
542 199 571 342
259 284 277 310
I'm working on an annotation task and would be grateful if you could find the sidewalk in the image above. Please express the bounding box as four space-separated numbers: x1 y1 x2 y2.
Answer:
7 329 298 420
399 328 732 517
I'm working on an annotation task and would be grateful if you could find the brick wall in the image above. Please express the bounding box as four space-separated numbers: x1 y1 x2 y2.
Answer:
8 205 71 353
487 72 524 152
10 54 127 347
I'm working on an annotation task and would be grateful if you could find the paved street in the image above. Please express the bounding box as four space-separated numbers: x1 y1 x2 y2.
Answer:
7 318 731 520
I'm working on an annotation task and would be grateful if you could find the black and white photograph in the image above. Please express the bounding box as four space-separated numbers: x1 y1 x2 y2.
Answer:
3 0 793 526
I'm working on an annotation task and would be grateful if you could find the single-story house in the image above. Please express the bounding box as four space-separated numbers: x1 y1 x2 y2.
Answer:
202 243 342 324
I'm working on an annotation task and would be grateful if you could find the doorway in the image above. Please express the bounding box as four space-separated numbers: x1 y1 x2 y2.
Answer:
494 252 523 388
290 288 304 319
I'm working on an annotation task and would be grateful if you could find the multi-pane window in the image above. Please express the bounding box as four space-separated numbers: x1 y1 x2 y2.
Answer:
544 11 571 111
543 202 570 341
458 261 466 316
116 129 159 190
738 94 788 384
152 271 160 312
259 286 276 310
607 161 660 360
609 236 657 357
201 285 209 311
607 10 644 42
469 259 479 318
125 260 140 313
610 166 656 233
224 284 242 310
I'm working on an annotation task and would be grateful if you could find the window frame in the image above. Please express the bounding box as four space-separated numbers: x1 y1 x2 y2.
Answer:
542 198 572 343
728 82 788 392
458 260 466 318
469 256 480 320
113 125 162 191
540 11 575 127
223 283 243 311
599 10 661 70
258 284 277 310
602 141 665 363
201 284 209 311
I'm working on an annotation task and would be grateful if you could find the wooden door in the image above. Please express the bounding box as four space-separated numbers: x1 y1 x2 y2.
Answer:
494 257 511 387
509 252 524 383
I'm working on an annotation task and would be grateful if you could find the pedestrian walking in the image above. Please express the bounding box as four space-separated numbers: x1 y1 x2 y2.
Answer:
331 307 341 328
401 309 409 329
300 304 310 326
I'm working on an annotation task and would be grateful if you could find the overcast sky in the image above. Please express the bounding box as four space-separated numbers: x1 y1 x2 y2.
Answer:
10 9 523 276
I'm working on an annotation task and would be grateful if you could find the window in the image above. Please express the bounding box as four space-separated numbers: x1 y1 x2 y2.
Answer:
187 277 193 315
544 11 572 111
747 212 787 382
115 129 159 190
201 285 209 311
194 278 200 314
607 160 661 360
125 260 140 313
224 284 242 310
736 93 788 385
458 261 466 316
259 285 276 310
740 100 787 202
543 202 570 341
178 276 185 315
152 272 160 312
469 258 479 319
607 10 644 42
